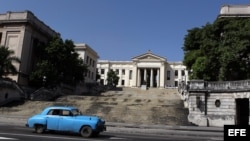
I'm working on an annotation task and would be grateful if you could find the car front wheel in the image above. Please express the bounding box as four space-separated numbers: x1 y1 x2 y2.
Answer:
35 125 45 134
80 126 93 138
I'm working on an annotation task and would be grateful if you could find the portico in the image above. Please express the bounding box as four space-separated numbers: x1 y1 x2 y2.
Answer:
136 68 160 87
131 51 166 88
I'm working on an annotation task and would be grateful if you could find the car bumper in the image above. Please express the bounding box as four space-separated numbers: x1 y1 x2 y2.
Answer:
96 124 106 132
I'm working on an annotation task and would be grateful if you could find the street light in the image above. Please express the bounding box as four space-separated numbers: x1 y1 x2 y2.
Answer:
43 76 46 86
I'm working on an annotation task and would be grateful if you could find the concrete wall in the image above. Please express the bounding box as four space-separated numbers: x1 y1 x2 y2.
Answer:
182 80 250 127
0 79 25 106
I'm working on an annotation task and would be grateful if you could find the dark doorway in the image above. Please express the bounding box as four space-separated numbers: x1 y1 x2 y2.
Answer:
235 98 249 125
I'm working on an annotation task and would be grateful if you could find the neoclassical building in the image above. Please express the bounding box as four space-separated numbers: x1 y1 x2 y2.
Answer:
97 50 188 88
0 11 99 86
0 11 59 85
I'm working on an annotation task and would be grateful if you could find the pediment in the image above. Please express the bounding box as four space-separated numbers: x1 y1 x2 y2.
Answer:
132 51 166 62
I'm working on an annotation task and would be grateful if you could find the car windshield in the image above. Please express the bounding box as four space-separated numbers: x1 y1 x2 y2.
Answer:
71 109 82 116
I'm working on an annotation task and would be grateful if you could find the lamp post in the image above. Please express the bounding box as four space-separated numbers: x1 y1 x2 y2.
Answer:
43 76 46 87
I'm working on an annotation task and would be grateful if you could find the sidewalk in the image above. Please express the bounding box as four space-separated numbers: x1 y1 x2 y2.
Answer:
0 115 223 137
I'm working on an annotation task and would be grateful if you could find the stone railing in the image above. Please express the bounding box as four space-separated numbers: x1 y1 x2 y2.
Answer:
188 79 250 91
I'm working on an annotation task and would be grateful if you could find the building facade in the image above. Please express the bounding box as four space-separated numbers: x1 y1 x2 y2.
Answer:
74 43 99 83
181 80 250 127
0 11 99 86
0 11 59 86
97 51 188 88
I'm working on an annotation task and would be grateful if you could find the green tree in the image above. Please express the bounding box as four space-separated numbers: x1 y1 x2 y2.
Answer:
106 69 119 87
0 46 21 78
29 37 88 87
183 18 250 81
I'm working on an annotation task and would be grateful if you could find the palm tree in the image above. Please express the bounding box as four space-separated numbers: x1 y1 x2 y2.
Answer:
0 46 21 78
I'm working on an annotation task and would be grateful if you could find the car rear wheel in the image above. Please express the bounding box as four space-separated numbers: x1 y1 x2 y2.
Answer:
80 126 93 138
35 125 45 134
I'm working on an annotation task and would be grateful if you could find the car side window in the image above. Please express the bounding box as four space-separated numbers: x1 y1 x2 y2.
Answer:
47 110 53 115
62 110 72 116
47 109 61 116
53 110 60 115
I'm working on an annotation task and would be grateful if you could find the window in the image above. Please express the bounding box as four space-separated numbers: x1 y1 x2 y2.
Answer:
121 80 125 85
89 58 92 66
62 110 72 116
175 70 178 76
101 69 105 74
129 70 132 79
92 60 95 67
182 70 185 76
167 70 170 80
122 69 125 75
86 56 89 64
116 69 119 74
48 109 61 116
174 81 178 87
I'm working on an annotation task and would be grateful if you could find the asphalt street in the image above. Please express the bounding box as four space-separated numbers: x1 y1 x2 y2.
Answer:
0 115 224 140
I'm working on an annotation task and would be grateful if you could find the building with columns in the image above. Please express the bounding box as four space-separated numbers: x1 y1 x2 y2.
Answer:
97 50 188 88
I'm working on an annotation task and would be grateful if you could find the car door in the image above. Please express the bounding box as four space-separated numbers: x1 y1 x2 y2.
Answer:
46 109 61 130
58 110 75 132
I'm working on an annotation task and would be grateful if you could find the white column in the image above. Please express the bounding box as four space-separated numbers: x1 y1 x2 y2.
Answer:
117 69 121 86
160 64 165 88
132 64 137 87
157 69 160 87
144 69 147 82
150 68 153 87
105 68 108 85
137 69 141 87
125 69 130 87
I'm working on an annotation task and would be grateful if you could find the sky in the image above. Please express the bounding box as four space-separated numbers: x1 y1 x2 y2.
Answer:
1 0 250 62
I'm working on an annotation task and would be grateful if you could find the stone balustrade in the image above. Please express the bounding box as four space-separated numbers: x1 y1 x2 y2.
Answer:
188 79 250 91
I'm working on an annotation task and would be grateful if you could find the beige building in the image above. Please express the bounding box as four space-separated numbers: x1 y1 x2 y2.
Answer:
0 11 59 85
97 50 188 88
0 11 100 86
74 43 99 83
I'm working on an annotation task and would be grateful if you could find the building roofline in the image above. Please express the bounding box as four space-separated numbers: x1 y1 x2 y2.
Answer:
74 43 99 58
0 10 60 37
218 4 250 18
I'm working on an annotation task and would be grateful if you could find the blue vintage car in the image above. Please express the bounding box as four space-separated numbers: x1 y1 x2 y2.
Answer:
25 106 106 137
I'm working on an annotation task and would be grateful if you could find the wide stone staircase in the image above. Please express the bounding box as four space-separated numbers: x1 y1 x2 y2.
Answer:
56 87 193 126
0 87 193 126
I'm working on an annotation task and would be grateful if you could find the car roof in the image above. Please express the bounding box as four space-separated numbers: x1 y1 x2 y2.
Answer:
45 106 78 110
